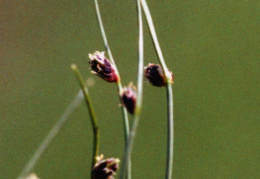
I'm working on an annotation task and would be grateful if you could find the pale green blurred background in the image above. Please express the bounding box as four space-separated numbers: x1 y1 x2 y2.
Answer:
0 0 259 178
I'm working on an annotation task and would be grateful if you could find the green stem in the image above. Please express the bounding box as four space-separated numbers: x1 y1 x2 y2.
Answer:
93 0 129 146
71 64 99 168
93 0 131 178
139 0 174 178
166 82 174 179
17 91 84 179
139 0 172 82
120 0 144 178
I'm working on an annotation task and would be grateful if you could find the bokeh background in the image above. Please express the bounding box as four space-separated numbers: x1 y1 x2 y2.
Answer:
1 0 259 178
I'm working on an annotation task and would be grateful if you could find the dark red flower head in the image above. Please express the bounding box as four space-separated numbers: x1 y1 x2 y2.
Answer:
144 63 174 87
121 83 136 114
89 51 119 83
91 155 120 179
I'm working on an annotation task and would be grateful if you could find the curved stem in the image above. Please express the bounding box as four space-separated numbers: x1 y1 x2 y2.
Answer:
139 0 172 82
93 0 129 146
17 90 84 179
93 0 131 178
136 0 144 119
119 0 144 178
71 64 99 168
139 0 174 178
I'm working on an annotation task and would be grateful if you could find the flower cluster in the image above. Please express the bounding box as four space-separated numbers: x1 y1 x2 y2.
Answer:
89 51 119 83
88 53 174 114
120 83 137 114
91 155 120 179
144 63 174 87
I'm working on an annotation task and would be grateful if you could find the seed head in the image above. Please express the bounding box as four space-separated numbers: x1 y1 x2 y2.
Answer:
144 63 174 87
89 51 119 82
91 154 120 179
120 83 136 114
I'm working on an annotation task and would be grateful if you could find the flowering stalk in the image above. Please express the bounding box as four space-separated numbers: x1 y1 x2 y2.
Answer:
71 64 99 167
119 0 144 178
139 0 174 179
93 0 131 178
93 0 129 148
